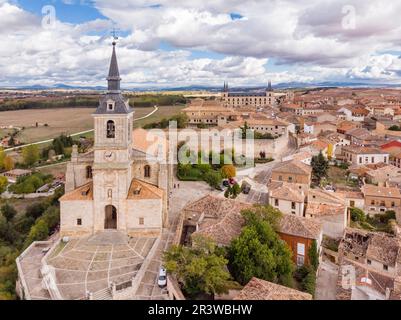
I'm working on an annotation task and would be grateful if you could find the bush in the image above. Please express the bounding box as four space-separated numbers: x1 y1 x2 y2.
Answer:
301 267 316 296
204 171 223 189
1 204 17 222
381 210 396 223
0 176 8 194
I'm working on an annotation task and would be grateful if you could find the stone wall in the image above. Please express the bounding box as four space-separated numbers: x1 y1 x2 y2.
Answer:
173 129 289 160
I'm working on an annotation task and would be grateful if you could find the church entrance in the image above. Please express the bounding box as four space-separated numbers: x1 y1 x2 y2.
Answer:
104 205 117 229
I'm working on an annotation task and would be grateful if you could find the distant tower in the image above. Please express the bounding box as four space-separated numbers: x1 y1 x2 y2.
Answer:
222 81 229 105
267 80 273 92
222 81 229 92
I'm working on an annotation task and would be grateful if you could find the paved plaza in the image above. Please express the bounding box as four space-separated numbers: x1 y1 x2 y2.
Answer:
46 232 156 300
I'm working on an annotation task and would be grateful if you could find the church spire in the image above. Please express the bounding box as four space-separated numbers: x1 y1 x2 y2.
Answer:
107 41 121 93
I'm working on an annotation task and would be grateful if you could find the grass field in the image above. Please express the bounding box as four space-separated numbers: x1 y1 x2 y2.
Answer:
37 162 68 177
133 105 186 128
0 105 185 144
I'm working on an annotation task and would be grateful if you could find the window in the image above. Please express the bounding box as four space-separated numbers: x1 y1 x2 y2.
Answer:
139 217 145 225
108 103 114 111
383 265 388 271
291 202 296 210
367 259 371 265
288 176 293 182
278 175 283 181
371 200 375 205
144 165 151 178
392 202 395 207
371 157 375 163
297 255 305 267
86 166 93 179
107 120 115 138
108 189 112 199
297 243 305 256
274 199 279 206
77 219 82 226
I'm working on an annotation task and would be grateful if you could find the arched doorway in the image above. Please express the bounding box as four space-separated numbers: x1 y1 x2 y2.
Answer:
104 205 117 229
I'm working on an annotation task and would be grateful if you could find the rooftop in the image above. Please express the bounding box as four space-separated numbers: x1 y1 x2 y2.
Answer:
362 185 401 198
278 215 322 240
272 159 312 176
269 184 305 202
234 277 312 300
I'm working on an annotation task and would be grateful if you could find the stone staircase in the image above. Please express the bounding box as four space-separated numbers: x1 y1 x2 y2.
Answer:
91 287 112 300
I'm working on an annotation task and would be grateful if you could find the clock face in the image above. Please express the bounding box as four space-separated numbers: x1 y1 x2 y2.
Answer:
104 151 116 162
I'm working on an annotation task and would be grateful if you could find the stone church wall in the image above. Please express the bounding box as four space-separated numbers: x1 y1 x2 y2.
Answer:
126 199 163 235
60 201 94 237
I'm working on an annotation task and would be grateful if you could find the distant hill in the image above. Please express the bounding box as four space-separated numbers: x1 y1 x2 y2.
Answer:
2 81 401 92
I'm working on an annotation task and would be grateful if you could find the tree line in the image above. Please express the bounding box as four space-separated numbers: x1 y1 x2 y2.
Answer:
0 97 99 112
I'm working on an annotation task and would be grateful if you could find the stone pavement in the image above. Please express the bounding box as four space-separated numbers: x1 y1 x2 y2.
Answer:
133 179 215 300
45 232 157 300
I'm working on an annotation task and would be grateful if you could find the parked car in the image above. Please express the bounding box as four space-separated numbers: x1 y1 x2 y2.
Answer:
241 182 251 194
158 267 167 288
222 180 230 188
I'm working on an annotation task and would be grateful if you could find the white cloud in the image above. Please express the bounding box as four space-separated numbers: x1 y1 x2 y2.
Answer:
1 0 401 87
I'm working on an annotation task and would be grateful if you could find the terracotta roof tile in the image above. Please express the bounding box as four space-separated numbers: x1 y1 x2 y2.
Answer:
127 179 164 200
60 182 93 201
234 277 312 300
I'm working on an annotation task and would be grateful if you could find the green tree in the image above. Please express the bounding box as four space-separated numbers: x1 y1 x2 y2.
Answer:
25 202 48 220
350 207 366 222
311 152 329 184
204 171 222 189
0 176 8 194
1 203 17 222
241 205 282 230
228 209 294 286
22 144 40 167
164 235 232 298
24 220 49 248
308 240 319 271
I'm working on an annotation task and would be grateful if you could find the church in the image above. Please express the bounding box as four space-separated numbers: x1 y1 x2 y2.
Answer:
59 41 172 238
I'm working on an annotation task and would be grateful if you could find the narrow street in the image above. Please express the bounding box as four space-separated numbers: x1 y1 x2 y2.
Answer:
315 260 339 300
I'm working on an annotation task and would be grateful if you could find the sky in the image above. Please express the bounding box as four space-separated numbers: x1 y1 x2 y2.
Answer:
2 0 401 88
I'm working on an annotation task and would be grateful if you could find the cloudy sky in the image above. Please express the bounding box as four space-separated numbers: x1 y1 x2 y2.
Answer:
2 0 401 88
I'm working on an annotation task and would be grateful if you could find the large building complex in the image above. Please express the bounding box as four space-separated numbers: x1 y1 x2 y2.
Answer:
222 81 287 108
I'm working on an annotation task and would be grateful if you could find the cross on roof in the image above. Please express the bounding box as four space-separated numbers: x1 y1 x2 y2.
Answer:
111 27 119 45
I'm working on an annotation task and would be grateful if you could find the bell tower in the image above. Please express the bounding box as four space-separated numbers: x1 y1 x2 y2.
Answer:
92 39 134 233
